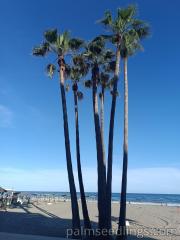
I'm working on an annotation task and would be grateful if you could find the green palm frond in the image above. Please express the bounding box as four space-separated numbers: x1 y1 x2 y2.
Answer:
100 72 110 87
32 42 49 56
98 10 113 26
65 64 71 77
69 38 84 50
55 35 63 55
92 36 105 48
98 5 139 36
73 57 89 75
62 31 70 53
73 55 84 65
63 30 70 41
84 80 92 88
55 31 71 55
107 61 116 72
132 19 145 28
136 25 150 39
87 38 105 57
118 5 137 21
103 49 115 60
89 44 102 55
57 34 63 47
120 29 143 58
44 29 57 43
70 67 81 81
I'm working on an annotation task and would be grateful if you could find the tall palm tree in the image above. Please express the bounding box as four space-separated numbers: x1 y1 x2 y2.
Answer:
87 38 107 230
99 5 146 229
99 64 115 172
118 24 150 240
83 38 114 230
32 29 84 236
84 41 115 230
67 63 92 230
99 79 106 170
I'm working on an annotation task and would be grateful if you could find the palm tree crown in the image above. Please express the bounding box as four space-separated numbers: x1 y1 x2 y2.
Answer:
33 29 84 78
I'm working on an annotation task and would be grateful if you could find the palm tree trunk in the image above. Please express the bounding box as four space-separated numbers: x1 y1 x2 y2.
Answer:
100 86 106 168
73 87 92 230
92 64 107 230
118 57 128 240
59 59 81 237
106 47 121 230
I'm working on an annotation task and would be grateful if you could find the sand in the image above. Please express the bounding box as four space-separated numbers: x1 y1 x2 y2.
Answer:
0 200 179 240
0 232 66 240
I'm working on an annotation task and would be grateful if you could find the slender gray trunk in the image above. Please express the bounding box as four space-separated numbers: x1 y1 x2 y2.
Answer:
100 86 106 167
118 57 128 240
73 86 92 230
92 64 107 230
106 46 121 230
59 59 81 237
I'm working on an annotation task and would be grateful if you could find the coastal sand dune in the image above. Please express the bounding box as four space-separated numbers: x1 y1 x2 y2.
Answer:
0 201 180 239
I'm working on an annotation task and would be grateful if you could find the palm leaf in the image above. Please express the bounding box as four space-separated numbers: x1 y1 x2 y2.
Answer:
44 29 57 43
32 42 49 56
65 64 71 77
69 38 84 50
98 10 113 26
118 5 137 21
136 25 150 39
84 80 92 88
104 50 115 60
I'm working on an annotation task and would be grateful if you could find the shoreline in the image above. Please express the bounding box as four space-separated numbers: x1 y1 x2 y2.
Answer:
30 197 180 207
18 192 180 207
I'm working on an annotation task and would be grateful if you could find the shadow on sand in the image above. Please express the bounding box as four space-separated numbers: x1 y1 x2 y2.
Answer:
127 237 158 240
0 205 161 239
0 207 73 237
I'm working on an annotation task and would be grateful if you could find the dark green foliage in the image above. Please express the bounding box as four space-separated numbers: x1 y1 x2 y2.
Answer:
69 38 84 50
65 64 71 77
104 61 116 72
104 50 115 60
100 72 110 87
33 29 84 60
98 10 112 27
118 5 136 21
32 42 49 56
44 29 57 43
89 44 103 55
136 25 150 39
84 80 92 88
87 36 105 56
73 55 84 65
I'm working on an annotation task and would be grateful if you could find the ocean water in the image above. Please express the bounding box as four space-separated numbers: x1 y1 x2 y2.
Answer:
22 192 180 206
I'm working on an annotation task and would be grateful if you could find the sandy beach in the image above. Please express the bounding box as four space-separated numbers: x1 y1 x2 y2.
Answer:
0 200 179 240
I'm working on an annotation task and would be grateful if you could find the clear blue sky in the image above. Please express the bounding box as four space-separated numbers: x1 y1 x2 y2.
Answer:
0 0 180 193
